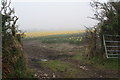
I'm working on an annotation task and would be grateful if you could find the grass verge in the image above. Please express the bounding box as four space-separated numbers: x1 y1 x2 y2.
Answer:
38 60 80 78
72 52 119 70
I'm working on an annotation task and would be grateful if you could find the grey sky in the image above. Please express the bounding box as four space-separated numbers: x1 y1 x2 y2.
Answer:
11 2 99 32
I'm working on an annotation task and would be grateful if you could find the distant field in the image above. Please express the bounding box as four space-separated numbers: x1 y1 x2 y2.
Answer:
24 30 85 38
24 30 86 45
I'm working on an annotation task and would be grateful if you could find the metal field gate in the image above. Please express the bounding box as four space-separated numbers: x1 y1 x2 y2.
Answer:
103 35 120 58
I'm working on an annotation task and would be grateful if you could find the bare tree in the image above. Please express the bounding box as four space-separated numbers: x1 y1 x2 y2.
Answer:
1 0 20 37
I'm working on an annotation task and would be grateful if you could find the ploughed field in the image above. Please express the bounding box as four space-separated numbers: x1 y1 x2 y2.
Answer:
23 31 119 78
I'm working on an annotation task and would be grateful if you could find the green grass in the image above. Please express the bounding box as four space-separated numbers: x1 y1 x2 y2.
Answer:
72 52 86 61
72 52 119 70
89 57 119 70
39 60 80 78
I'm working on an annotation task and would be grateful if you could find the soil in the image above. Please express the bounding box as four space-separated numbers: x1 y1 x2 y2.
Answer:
23 40 119 78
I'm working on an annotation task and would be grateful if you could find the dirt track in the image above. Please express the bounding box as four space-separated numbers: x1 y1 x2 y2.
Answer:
23 40 119 78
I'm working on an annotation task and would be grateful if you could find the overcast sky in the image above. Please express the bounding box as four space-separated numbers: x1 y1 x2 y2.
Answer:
10 0 102 32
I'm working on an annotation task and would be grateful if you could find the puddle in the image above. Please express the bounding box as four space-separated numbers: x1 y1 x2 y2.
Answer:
31 58 48 62
40 59 48 61
31 54 72 62
47 54 73 60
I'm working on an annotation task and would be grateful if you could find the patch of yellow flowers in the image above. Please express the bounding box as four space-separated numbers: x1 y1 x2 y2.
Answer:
68 37 83 41
25 30 85 38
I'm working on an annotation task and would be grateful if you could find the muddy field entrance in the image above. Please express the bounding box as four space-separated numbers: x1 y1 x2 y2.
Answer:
23 40 118 78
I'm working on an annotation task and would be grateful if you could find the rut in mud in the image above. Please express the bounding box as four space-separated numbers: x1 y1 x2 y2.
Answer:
23 40 119 78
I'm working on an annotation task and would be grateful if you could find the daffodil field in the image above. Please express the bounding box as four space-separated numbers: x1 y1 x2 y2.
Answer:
24 30 86 45
25 30 85 38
